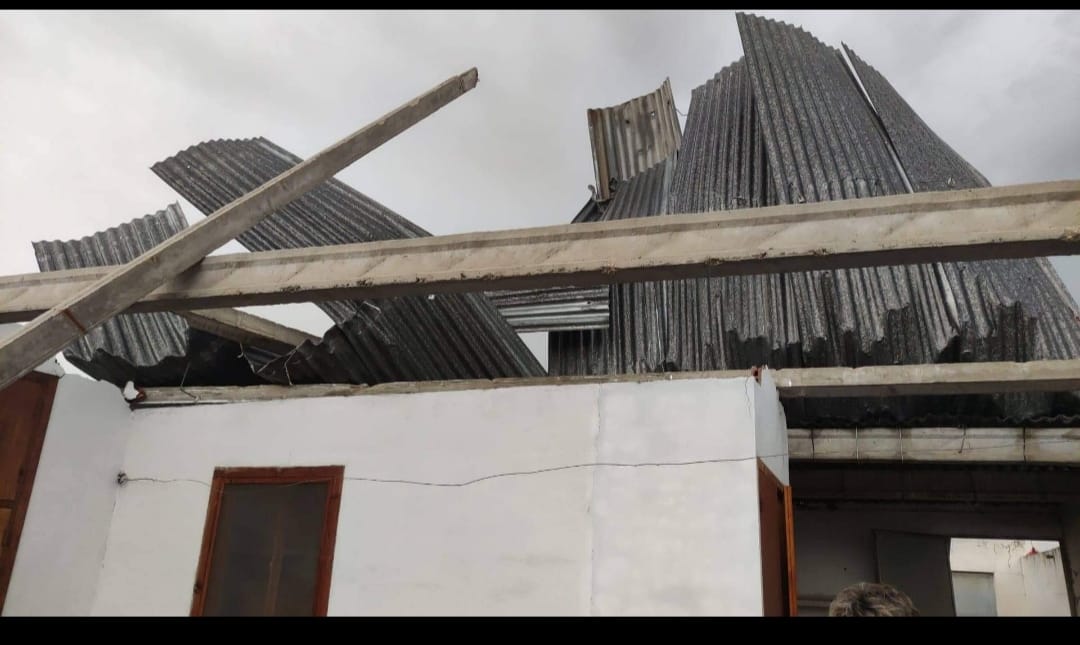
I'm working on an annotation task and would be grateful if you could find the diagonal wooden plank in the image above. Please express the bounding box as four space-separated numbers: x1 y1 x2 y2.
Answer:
0 68 479 391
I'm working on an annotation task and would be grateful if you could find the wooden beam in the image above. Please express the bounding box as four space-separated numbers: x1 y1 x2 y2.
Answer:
0 179 1077 323
0 68 480 390
129 359 1080 407
178 309 319 355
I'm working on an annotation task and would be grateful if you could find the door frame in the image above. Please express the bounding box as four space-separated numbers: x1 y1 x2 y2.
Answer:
0 371 59 612
758 459 798 616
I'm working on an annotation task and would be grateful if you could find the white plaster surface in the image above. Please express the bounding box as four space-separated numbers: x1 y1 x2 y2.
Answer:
3 374 131 615
7 374 786 616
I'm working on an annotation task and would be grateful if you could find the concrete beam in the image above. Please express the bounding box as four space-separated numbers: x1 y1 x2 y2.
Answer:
788 428 1080 464
127 359 1080 407
0 179 1077 324
772 359 1080 397
178 309 319 355
0 68 480 390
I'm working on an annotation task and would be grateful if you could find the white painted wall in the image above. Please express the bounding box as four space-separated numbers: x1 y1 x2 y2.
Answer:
2 372 133 616
753 371 788 485
592 378 782 615
950 539 1072 616
7 374 785 616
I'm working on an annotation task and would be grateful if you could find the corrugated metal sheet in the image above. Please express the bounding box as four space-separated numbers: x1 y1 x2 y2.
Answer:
588 78 682 201
734 12 957 368
32 205 273 387
551 12 1080 428
841 43 992 194
494 201 611 331
571 198 603 224
550 158 679 374
538 79 685 332
841 40 1080 421
485 287 609 332
152 137 544 384
845 42 1080 351
547 80 683 321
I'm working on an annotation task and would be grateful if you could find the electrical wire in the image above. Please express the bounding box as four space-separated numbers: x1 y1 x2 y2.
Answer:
117 437 1080 491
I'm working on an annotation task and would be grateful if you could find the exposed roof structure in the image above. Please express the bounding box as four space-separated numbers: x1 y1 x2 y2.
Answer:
152 137 544 385
550 12 1080 427
24 12 1080 431
550 79 686 327
32 205 272 387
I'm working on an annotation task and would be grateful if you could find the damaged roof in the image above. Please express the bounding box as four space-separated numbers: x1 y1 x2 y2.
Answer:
152 137 544 385
587 78 682 202
31 12 1080 430
550 12 1080 428
485 287 610 333
31 205 273 387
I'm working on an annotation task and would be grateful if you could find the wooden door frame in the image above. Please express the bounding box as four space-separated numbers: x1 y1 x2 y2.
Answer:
190 465 344 617
0 371 59 612
758 459 798 616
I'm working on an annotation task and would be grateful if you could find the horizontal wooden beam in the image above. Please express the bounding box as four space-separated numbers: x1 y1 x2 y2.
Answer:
128 359 1080 407
178 309 319 355
0 69 479 392
0 179 1078 322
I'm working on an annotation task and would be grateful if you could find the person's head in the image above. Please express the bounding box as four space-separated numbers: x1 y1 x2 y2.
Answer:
828 582 919 617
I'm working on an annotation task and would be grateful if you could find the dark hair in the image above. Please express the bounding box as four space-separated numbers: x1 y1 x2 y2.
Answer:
828 583 919 617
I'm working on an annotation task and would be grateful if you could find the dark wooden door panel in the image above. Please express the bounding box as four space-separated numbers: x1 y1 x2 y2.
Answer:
0 372 59 612
0 508 11 547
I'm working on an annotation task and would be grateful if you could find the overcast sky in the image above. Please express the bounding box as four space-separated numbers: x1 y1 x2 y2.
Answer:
2 10 1079 374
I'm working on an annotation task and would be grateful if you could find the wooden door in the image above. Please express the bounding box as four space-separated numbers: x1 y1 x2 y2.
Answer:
759 459 798 616
0 371 59 612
